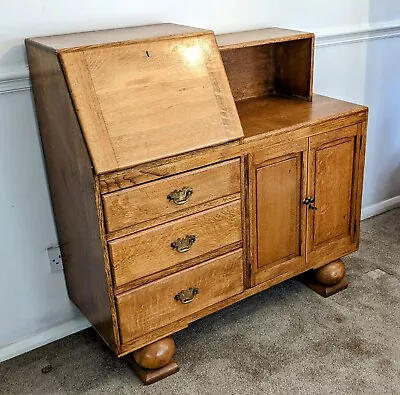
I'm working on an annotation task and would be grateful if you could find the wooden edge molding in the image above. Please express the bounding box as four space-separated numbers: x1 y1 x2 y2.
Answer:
58 30 215 54
217 31 315 51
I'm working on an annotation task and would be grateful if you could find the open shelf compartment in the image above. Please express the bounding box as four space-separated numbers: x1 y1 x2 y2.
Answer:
217 28 315 102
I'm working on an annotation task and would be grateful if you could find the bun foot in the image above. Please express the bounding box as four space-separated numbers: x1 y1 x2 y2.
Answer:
126 336 179 385
298 259 348 298
315 260 346 286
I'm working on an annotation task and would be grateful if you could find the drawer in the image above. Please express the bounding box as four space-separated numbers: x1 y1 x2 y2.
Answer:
116 249 244 343
109 200 242 288
102 159 241 232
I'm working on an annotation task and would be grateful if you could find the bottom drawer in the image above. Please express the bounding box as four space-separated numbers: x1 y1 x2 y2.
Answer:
116 249 244 343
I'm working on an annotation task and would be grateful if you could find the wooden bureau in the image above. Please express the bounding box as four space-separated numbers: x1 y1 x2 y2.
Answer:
26 23 368 384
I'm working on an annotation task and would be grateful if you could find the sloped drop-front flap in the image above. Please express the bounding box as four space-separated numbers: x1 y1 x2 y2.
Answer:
60 33 243 174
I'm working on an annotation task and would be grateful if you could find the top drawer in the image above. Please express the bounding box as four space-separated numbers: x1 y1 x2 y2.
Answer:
102 159 241 233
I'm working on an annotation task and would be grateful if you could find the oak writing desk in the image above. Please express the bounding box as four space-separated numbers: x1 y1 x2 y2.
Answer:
26 24 367 384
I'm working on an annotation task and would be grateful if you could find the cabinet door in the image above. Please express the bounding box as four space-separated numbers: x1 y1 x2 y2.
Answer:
249 139 308 286
306 124 363 268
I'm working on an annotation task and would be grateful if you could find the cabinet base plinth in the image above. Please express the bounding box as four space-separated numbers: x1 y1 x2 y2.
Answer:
300 274 348 297
299 259 348 297
126 355 179 385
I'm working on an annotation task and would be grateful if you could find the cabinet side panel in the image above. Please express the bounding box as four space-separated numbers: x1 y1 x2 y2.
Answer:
25 42 119 350
275 38 313 100
354 120 368 246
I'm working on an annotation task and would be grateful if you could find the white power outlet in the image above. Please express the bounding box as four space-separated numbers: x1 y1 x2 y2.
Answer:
47 246 63 273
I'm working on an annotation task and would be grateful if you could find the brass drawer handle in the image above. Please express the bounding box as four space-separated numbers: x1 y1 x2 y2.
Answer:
171 235 196 253
175 287 199 304
167 187 193 205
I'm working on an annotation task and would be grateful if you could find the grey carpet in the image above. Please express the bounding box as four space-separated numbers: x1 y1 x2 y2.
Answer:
1 208 399 394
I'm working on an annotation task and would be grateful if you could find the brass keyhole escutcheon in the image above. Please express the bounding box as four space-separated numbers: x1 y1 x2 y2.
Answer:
167 187 193 205
175 287 199 304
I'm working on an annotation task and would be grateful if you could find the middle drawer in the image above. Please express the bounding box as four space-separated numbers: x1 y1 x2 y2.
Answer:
108 200 242 289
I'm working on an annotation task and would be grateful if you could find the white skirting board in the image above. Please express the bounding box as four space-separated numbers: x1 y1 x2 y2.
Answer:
361 195 400 220
0 317 90 363
1 196 399 363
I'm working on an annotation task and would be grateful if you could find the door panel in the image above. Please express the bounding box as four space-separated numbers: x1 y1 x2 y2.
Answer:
257 157 300 267
313 139 354 246
307 124 360 268
250 139 307 286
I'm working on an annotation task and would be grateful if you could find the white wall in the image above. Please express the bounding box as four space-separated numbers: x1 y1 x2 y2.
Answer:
314 37 400 208
1 0 400 360
0 0 370 73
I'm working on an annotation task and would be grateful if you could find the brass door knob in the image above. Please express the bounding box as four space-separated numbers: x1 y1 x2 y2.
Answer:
175 287 199 304
167 187 193 205
171 235 196 253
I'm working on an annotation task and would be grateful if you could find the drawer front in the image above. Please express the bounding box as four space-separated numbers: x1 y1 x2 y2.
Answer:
102 159 241 232
116 249 244 343
109 200 242 288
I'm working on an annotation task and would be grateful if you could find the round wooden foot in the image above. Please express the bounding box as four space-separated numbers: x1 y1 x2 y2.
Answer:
133 336 176 370
315 260 346 286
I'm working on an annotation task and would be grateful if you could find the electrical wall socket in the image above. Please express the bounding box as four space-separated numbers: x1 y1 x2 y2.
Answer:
47 246 63 273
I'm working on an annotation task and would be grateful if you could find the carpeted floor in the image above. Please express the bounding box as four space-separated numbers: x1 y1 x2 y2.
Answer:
1 208 399 394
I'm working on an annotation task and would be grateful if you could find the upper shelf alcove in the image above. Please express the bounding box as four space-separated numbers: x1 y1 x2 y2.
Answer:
216 28 315 102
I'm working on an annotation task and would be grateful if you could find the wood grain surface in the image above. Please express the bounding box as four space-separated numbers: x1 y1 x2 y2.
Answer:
221 44 276 101
221 37 313 101
97 96 367 195
116 249 243 343
25 42 119 350
306 124 360 268
274 38 314 100
60 33 243 174
102 159 240 232
354 121 368 246
109 201 242 288
217 28 314 50
27 23 211 51
236 95 367 141
250 139 308 286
